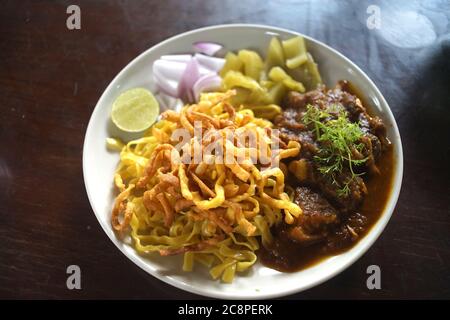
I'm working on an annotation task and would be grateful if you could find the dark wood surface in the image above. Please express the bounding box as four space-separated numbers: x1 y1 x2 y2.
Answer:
1 0 449 299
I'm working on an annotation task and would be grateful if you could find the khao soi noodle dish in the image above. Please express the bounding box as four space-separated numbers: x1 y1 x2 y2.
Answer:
107 36 394 283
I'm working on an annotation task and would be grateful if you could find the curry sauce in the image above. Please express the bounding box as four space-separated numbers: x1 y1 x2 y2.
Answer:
260 145 394 272
260 82 396 272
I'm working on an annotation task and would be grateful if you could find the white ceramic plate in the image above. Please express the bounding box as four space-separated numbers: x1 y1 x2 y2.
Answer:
83 24 403 299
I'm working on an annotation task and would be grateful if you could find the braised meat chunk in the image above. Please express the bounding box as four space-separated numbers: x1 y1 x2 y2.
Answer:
275 80 389 213
268 81 391 260
276 80 389 164
281 186 370 251
285 187 338 245
289 159 367 213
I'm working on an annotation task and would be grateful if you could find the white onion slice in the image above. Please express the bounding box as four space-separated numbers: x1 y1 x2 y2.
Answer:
192 73 222 101
153 58 210 83
198 64 213 76
156 91 184 111
193 42 223 56
153 70 178 97
173 98 184 112
195 54 225 73
153 59 187 82
160 54 192 63
152 47 225 103
177 57 201 103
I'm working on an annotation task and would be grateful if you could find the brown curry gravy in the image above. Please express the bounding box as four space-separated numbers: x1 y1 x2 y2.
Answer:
259 86 396 272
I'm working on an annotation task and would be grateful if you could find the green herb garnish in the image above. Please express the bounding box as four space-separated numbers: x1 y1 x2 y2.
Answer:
302 104 367 197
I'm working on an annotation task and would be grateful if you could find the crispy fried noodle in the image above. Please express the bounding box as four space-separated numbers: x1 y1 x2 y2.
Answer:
111 90 302 282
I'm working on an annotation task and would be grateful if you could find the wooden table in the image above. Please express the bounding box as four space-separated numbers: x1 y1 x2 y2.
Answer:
1 0 449 299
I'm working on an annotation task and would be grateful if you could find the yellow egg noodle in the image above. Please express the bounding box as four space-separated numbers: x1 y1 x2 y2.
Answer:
110 90 302 283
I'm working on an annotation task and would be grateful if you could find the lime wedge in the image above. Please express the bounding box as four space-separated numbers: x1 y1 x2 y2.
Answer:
111 88 159 132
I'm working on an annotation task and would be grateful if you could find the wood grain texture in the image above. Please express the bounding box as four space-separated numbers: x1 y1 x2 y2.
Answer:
0 0 449 299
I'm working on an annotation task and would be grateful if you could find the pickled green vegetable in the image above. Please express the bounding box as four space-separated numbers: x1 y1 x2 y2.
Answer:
238 50 264 80
230 87 252 106
218 35 322 109
265 37 285 70
266 82 287 105
222 70 269 105
245 104 281 120
259 70 268 82
220 52 243 77
248 88 271 105
268 66 288 82
287 53 322 90
260 80 275 90
305 53 322 88
222 70 264 93
268 67 305 92
282 36 308 69
283 78 305 92
286 54 308 69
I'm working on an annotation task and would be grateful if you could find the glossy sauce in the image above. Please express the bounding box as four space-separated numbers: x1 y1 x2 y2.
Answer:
260 146 394 271
259 85 396 272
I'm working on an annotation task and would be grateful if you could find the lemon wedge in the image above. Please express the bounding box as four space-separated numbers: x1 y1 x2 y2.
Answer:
111 88 159 132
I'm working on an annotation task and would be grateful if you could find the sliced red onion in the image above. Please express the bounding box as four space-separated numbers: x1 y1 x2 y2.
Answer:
153 70 178 97
153 59 187 82
156 91 184 112
152 45 225 103
177 57 201 103
155 92 169 110
198 64 213 76
192 73 222 101
160 54 192 63
173 98 184 112
195 54 225 73
193 42 223 56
